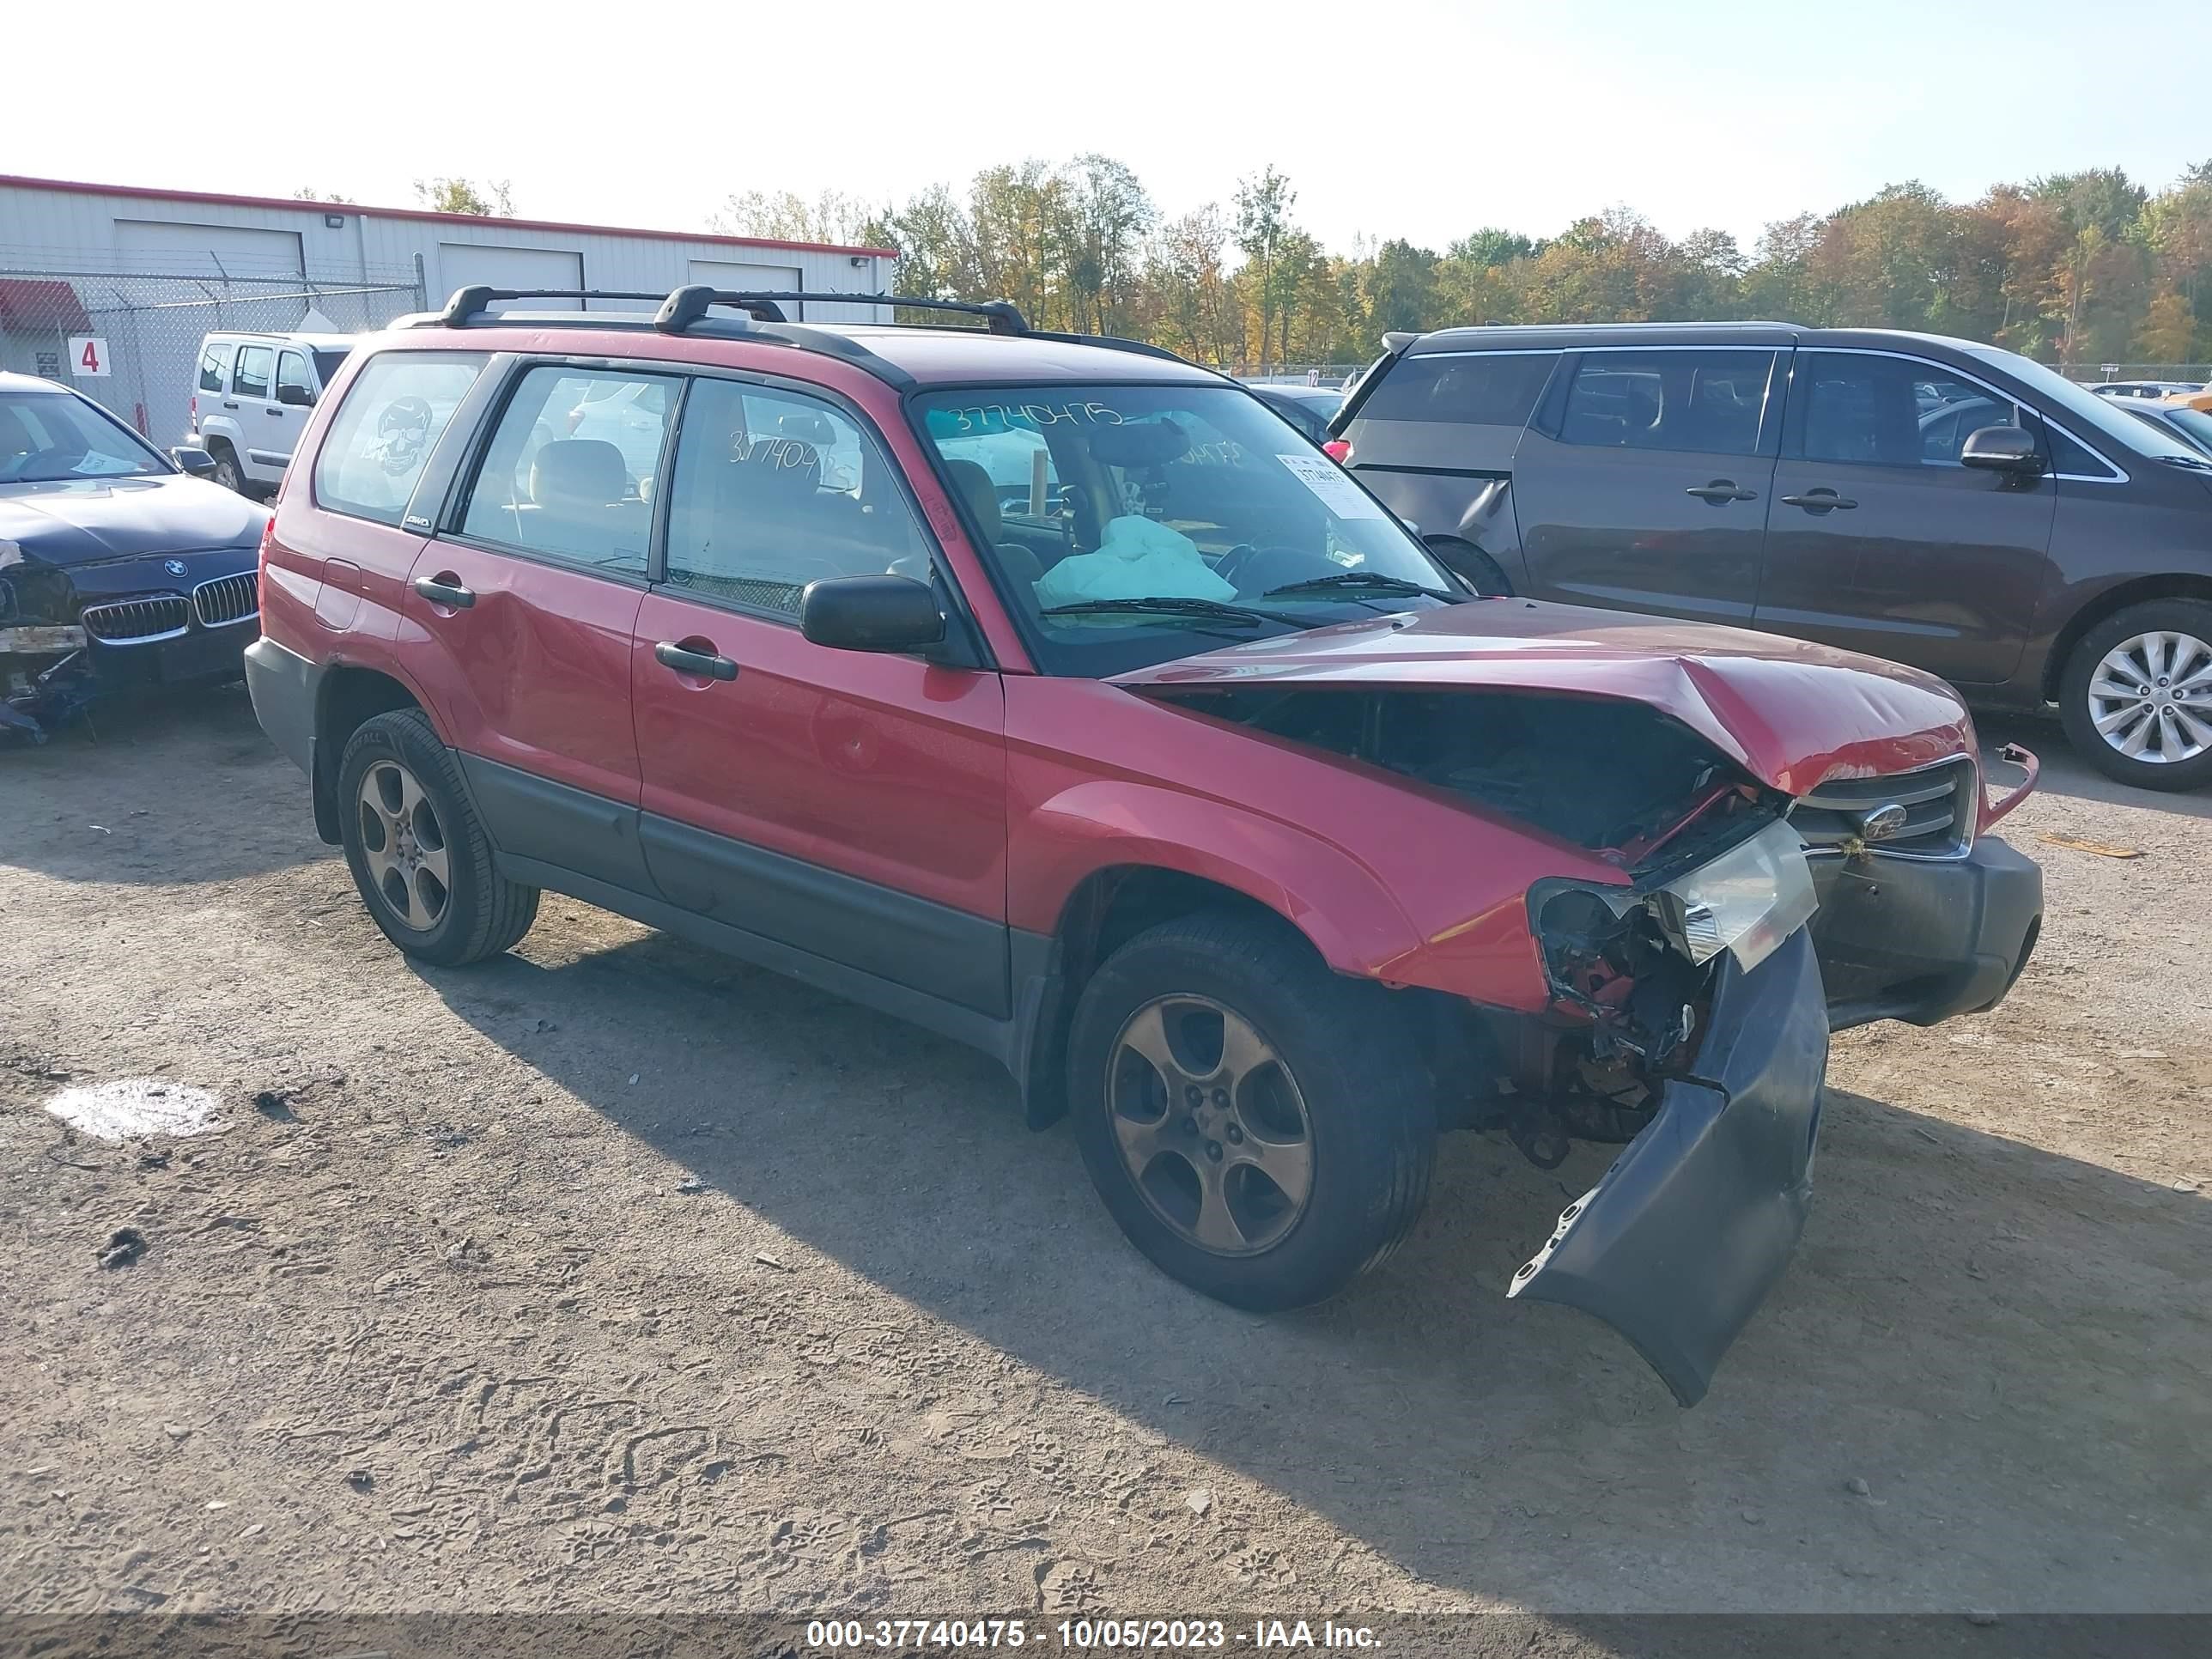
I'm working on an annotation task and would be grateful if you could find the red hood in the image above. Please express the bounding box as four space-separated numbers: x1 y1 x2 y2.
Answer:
1111 599 1974 797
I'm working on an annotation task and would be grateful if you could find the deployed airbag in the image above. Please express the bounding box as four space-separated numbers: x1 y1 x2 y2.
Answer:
1033 515 1237 606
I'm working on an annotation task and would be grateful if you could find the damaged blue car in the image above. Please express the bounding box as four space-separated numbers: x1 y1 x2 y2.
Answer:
0 370 267 740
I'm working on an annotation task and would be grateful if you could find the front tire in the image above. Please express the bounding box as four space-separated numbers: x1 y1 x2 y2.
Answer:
1066 911 1437 1311
2058 599 2212 792
336 708 538 965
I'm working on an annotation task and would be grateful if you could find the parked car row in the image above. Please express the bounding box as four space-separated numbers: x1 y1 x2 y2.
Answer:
1327 323 2212 789
229 283 2043 1404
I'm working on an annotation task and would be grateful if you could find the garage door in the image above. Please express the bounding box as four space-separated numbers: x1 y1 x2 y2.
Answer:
116 220 304 279
688 258 806 314
437 244 585 312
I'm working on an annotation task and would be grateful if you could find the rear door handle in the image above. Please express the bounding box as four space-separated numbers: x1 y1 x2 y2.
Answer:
1780 490 1858 511
221 400 240 410
654 640 739 682
1686 480 1756 502
410 574 476 610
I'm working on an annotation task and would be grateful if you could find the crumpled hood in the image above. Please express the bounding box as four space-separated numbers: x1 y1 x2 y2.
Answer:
1111 599 1975 797
0 475 266 569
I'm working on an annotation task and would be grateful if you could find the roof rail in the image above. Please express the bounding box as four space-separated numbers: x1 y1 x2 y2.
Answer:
653 288 1030 335
436 287 670 326
1026 329 1198 367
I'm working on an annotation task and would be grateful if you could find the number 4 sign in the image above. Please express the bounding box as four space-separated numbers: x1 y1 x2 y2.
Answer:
68 337 111 377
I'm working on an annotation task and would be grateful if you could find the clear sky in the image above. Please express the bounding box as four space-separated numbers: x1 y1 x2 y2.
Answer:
10 0 2206 255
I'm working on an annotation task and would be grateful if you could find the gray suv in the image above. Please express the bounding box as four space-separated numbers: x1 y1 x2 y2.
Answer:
1330 323 2212 790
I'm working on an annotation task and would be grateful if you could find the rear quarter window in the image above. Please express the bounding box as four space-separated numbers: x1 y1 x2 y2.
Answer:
198 343 232 393
312 351 489 526
1347 350 1559 471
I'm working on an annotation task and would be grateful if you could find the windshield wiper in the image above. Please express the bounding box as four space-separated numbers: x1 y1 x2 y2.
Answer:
1262 571 1462 602
1038 596 1282 626
2155 452 2212 471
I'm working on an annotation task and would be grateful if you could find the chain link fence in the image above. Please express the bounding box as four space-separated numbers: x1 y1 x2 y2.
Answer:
0 262 427 448
2056 362 2211 386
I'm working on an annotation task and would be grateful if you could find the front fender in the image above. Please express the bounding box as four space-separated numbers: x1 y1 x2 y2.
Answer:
1010 778 1424 979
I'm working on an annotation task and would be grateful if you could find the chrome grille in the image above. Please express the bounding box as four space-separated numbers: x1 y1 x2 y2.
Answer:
193 570 259 628
80 595 191 643
1791 757 1975 859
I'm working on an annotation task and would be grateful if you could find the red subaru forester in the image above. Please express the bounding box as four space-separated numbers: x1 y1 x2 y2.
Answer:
246 286 2043 1405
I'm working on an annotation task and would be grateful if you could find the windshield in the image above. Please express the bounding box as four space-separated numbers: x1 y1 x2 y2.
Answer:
0 390 167 483
911 382 1459 676
2152 406 2212 456
1970 347 2206 464
312 348 352 386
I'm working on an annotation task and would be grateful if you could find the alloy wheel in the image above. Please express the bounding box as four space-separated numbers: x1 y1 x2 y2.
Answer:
2087 630 2212 764
356 759 451 932
1105 994 1314 1257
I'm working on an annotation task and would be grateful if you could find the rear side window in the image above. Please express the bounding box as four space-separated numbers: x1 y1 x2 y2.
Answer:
1360 352 1559 428
458 366 678 576
1559 349 1775 456
313 351 488 526
197 344 231 393
233 345 272 399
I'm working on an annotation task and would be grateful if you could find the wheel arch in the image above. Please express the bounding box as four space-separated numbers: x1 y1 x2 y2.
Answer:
2041 573 2212 702
1017 848 1410 1130
311 664 439 844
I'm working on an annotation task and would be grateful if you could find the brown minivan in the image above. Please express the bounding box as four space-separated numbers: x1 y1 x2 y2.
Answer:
1328 323 2212 790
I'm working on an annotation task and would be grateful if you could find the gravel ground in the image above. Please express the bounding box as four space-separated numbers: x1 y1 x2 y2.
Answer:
1 687 2206 1620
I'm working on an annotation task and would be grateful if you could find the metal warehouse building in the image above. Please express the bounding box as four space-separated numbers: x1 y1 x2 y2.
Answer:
0 173 895 449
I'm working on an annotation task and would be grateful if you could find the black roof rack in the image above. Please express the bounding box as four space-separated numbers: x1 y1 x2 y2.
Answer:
435 287 671 326
653 287 1029 335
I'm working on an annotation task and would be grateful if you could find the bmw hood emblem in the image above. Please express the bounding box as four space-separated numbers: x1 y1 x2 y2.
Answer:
163 558 190 578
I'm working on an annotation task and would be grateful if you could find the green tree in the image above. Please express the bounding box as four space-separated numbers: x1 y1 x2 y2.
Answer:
413 177 514 217
1363 239 1440 334
1233 165 1299 368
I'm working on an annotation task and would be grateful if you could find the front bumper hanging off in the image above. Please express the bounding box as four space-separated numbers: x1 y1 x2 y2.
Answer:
1509 925 1830 1407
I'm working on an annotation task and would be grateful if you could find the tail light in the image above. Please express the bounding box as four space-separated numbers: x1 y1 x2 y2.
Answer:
1322 439 1352 464
189 393 198 430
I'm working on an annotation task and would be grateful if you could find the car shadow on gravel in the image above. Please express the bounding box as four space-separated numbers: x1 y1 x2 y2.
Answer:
418 927 2212 1611
0 680 324 885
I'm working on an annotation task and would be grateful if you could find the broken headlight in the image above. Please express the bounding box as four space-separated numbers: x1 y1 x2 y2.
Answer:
1650 817 1815 975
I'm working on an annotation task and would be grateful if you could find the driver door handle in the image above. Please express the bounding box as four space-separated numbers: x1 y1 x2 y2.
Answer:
1686 480 1756 502
654 641 739 682
1780 490 1859 511
410 574 476 610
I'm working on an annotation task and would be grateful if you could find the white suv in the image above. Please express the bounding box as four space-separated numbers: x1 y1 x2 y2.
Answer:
189 331 355 495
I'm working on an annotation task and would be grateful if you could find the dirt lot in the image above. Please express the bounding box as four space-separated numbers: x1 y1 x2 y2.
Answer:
2 686 2207 1620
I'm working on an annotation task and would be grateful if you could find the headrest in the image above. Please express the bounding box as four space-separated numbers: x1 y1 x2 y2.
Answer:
531 439 626 507
942 458 1001 545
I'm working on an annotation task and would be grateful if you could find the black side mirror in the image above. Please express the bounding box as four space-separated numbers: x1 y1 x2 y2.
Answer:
1960 425 2041 473
276 383 315 408
799 574 945 653
170 445 219 478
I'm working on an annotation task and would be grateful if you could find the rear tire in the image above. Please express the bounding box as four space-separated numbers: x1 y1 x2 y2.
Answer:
2058 599 2212 792
1066 911 1437 1311
336 708 538 965
210 447 245 495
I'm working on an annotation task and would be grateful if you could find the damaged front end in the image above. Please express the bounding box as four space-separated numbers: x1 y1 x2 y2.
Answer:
1508 816 1828 1406
0 564 94 743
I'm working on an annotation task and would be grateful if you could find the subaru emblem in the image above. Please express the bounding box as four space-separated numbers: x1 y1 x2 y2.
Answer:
163 558 189 578
1858 803 1909 842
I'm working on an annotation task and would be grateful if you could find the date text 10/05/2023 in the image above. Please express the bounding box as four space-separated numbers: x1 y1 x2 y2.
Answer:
804 1618 1382 1650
